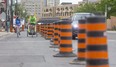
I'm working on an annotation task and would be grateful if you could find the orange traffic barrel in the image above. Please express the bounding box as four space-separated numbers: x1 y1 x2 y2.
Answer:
22 25 25 31
43 23 45 37
46 23 53 39
41 23 44 36
54 20 76 57
40 23 42 34
58 21 61 46
71 19 86 64
38 23 41 33
10 25 13 32
44 23 48 38
43 23 46 37
39 24 41 33
86 16 109 67
50 21 59 48
36 24 38 33
45 23 49 39
50 22 55 45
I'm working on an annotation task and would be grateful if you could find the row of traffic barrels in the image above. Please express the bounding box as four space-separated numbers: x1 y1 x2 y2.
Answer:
38 17 109 67
37 18 59 40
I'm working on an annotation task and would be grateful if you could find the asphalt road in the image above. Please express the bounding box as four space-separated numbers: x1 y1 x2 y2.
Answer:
0 31 115 67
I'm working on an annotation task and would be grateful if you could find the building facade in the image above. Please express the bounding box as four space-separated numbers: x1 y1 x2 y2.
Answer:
46 0 60 7
21 0 60 18
42 4 78 19
21 0 43 18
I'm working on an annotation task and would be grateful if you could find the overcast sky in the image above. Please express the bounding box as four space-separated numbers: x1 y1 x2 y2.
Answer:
60 0 83 4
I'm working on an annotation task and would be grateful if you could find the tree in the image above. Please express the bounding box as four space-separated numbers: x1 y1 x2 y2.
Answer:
95 0 116 18
15 4 27 18
76 3 98 13
75 0 116 18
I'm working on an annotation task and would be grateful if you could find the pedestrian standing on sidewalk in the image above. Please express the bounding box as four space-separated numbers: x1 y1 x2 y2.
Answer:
6 20 10 32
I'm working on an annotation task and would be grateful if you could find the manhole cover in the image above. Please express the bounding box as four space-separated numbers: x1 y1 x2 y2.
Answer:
0 55 45 63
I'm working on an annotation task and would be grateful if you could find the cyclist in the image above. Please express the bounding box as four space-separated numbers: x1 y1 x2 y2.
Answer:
28 14 37 32
15 16 21 35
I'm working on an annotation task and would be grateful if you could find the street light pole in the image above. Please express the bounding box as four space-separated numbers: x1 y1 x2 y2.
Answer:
105 4 107 19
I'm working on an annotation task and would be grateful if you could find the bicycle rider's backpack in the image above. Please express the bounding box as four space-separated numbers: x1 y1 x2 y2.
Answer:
16 19 20 25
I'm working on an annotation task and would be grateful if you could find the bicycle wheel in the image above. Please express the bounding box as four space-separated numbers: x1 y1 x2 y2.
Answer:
36 32 38 37
17 27 19 38
27 31 28 37
31 30 34 37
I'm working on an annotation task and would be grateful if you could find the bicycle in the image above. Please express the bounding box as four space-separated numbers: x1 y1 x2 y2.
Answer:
16 25 21 38
27 23 38 37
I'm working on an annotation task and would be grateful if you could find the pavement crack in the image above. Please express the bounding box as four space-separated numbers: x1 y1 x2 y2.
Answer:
19 62 24 67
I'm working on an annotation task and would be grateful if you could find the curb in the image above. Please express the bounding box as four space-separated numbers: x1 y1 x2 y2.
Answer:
0 32 14 38
107 31 116 33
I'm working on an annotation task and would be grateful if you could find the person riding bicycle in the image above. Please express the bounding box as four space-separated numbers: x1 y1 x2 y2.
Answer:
15 17 21 34
28 14 37 32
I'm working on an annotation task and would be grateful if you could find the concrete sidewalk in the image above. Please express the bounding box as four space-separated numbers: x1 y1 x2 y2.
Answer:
0 31 115 67
0 32 13 37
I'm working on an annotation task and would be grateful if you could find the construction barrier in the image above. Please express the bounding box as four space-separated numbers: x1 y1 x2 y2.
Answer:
43 23 46 37
50 21 59 48
36 24 39 33
71 19 86 64
39 23 42 34
58 21 61 46
44 23 48 38
50 22 55 45
54 20 76 57
86 16 109 67
46 23 54 39
41 23 44 36
22 25 25 31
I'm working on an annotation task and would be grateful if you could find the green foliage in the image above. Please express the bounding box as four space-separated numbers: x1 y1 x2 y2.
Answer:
75 0 116 18
15 4 28 18
76 3 97 13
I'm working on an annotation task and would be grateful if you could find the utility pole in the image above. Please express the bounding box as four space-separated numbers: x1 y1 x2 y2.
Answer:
15 0 18 16
5 0 8 32
10 0 13 32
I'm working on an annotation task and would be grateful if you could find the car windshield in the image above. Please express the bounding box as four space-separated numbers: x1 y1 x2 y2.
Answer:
73 14 93 21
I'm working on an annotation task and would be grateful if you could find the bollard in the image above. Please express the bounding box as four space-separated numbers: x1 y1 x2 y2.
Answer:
36 24 38 33
58 21 61 46
22 25 25 31
86 16 109 67
46 23 53 40
50 21 59 48
38 23 41 33
41 23 44 36
10 25 13 32
54 20 76 57
50 22 55 45
43 23 45 37
45 23 49 39
39 23 42 33
70 19 86 64
44 23 48 38
40 23 42 35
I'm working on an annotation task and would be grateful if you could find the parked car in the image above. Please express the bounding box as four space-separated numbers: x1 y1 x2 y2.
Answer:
71 13 95 39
